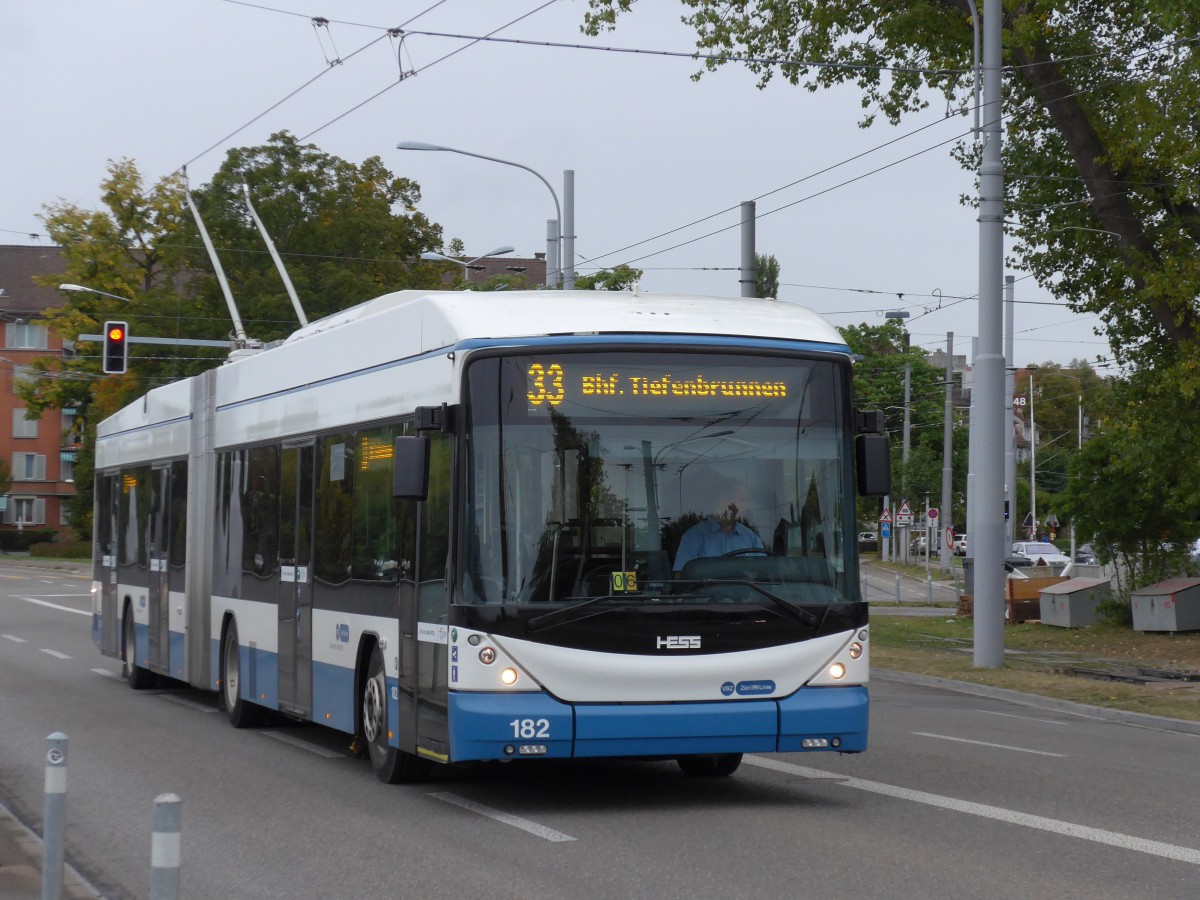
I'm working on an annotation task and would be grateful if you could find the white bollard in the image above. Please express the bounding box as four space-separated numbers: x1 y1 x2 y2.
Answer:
150 793 182 899
42 732 68 900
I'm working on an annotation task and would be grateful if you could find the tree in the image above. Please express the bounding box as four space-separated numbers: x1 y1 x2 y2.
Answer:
30 135 447 534
573 264 644 291
583 3 1200 373
755 253 780 299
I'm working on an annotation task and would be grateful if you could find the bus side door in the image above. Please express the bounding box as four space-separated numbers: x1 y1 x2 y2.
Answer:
96 473 120 657
278 442 315 718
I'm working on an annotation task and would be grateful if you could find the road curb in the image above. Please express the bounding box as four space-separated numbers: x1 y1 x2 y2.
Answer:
0 800 102 899
874 668 1200 736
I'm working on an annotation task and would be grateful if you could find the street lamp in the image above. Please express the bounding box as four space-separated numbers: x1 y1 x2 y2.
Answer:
397 141 570 289
58 283 132 303
420 246 514 284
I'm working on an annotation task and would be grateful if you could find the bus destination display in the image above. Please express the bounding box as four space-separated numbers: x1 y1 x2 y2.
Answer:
527 361 789 409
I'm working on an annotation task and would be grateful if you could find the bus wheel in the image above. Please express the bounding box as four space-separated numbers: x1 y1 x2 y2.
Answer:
361 644 428 784
677 753 743 777
122 605 154 690
222 620 265 728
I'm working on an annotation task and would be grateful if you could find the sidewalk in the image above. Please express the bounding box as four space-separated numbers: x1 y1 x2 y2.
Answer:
0 802 101 899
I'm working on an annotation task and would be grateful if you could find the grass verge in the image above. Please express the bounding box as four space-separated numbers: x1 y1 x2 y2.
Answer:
871 615 1200 723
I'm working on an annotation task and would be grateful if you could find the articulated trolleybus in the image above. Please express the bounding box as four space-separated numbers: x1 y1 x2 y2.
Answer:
92 289 889 781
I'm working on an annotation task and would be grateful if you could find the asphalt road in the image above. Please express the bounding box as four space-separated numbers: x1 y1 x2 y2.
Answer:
2 563 1198 899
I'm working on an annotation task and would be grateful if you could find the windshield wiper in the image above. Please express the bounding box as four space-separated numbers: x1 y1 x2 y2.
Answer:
526 595 645 632
677 578 820 626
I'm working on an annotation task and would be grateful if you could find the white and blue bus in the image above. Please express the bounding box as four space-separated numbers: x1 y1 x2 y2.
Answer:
92 289 889 781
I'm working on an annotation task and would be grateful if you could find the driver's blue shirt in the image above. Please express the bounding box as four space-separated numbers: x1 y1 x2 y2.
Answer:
673 519 764 572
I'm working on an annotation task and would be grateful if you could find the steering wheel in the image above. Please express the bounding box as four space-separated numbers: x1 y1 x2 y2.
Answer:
720 547 778 558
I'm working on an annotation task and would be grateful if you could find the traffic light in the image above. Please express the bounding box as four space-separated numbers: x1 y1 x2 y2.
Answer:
102 321 128 374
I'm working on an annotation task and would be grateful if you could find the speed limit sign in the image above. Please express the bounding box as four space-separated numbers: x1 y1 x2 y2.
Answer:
945 526 954 548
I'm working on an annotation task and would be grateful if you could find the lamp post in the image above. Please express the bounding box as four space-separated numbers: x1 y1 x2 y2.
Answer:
397 142 570 289
58 283 132 304
420 246 514 284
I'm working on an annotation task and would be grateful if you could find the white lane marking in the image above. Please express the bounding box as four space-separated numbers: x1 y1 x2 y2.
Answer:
2 634 28 643
40 648 72 660
260 730 344 758
912 732 1067 757
33 593 93 599
159 694 218 714
429 792 577 843
975 710 1071 726
744 755 1200 864
20 596 90 617
91 668 121 680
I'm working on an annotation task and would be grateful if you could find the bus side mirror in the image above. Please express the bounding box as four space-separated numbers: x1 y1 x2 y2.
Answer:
393 436 430 500
855 433 891 497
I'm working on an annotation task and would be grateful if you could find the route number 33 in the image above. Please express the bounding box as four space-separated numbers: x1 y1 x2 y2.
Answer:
527 363 564 407
510 718 550 739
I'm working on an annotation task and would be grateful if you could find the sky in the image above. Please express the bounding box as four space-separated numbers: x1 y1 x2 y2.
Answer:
1 0 1111 369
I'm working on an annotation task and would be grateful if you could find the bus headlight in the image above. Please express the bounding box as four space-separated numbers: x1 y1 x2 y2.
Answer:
500 668 518 686
479 647 496 664
828 662 847 680
848 642 863 659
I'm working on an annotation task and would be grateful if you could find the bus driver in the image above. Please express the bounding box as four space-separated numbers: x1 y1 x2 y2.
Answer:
673 483 765 574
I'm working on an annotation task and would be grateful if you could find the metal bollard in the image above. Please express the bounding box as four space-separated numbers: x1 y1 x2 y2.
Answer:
42 732 68 900
150 794 182 900
927 574 934 605
895 572 902 603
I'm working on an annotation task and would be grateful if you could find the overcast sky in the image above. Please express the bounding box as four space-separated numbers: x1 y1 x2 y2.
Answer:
1 0 1111 369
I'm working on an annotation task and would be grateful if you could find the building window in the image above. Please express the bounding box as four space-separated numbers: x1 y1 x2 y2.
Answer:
61 408 78 445
13 409 38 439
5 497 45 526
6 323 48 350
60 451 76 483
12 453 46 481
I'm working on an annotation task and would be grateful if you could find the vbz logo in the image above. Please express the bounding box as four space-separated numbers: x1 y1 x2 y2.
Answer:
656 635 701 649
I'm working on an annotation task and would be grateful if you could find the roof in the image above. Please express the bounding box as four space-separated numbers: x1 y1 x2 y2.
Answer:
0 245 66 318
1131 577 1200 596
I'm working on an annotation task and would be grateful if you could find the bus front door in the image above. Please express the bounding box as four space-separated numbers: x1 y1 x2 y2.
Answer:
97 473 120 657
278 443 314 718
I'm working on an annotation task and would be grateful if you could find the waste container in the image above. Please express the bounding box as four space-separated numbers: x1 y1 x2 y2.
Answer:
1039 577 1111 627
1130 578 1200 632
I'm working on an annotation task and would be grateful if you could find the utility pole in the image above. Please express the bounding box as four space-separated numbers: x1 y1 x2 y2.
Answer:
973 0 1006 668
941 332 954 572
1005 275 1016 546
740 201 756 297
1029 373 1037 540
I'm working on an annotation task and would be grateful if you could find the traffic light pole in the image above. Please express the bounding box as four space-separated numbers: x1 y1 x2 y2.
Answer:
79 334 233 348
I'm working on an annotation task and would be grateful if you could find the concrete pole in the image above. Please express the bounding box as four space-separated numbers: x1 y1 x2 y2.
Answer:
941 332 954 571
967 336 978 551
740 201 756 297
1029 374 1037 539
973 0 1007 668
562 170 575 290
1005 275 1016 546
545 219 559 288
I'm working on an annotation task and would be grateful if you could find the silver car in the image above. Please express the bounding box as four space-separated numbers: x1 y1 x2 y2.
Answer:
1011 541 1070 566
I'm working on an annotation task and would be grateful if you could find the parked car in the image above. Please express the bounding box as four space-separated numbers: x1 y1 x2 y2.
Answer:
909 535 929 557
1011 541 1070 567
953 533 968 556
858 530 878 551
1074 544 1097 565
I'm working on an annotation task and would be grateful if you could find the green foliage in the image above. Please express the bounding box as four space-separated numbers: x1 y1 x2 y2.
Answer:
573 264 644 291
0 530 58 552
754 253 780 298
31 133 448 537
29 541 91 559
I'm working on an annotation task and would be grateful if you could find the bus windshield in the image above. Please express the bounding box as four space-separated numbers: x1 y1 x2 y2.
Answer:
462 350 852 606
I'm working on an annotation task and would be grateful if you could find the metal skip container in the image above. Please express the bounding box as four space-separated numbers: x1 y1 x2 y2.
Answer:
1130 577 1200 633
1039 577 1111 628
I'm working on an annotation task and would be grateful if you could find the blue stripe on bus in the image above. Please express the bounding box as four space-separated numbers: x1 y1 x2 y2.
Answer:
447 686 869 762
207 638 281 710
778 685 869 753
312 660 356 734
454 334 851 356
169 631 186 679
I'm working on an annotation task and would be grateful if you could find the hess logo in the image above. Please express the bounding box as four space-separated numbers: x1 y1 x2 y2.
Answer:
656 635 701 650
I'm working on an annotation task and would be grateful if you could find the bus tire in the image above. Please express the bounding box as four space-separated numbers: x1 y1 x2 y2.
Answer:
361 643 428 784
122 603 155 690
677 753 743 777
221 619 265 728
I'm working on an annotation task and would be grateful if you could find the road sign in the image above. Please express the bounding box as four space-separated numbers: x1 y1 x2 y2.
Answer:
896 500 914 526
945 526 954 548
878 508 892 523
881 522 891 539
1023 511 1034 528
927 507 939 523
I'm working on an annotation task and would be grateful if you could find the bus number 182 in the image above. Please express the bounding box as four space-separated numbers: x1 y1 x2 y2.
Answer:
510 718 550 739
